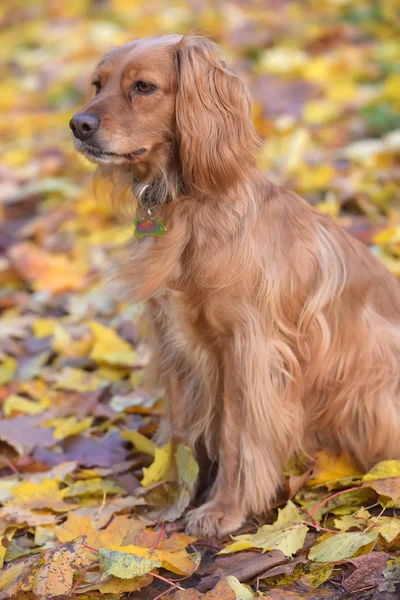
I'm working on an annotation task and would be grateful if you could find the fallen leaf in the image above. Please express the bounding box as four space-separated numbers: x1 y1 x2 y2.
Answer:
3 394 51 417
0 506 56 527
377 518 400 543
301 564 334 589
71 496 145 530
55 513 100 546
0 356 17 386
89 321 138 367
0 416 54 455
99 515 145 547
63 476 124 498
53 367 106 393
307 450 362 489
10 479 70 512
8 242 87 294
172 579 235 599
0 554 41 599
226 575 254 599
98 573 153 593
333 508 371 532
142 441 173 487
343 552 388 593
99 547 161 580
199 550 287 592
260 556 307 580
308 529 379 562
176 444 199 490
362 461 400 501
380 557 400 593
363 478 400 501
62 431 130 467
262 585 337 599
220 502 308 557
32 538 91 600
121 429 156 456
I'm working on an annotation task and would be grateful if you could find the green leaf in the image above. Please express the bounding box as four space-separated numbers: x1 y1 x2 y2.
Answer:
309 529 378 562
99 548 161 580
220 501 308 557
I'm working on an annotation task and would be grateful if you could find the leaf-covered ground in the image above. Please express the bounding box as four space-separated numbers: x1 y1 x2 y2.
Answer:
1 1 400 599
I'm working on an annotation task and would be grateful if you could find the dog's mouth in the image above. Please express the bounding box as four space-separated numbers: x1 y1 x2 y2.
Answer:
74 140 146 163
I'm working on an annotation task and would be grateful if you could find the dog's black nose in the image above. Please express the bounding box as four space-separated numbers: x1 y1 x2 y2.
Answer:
69 113 100 140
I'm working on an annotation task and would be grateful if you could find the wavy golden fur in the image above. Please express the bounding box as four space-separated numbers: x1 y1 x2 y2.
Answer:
71 34 400 537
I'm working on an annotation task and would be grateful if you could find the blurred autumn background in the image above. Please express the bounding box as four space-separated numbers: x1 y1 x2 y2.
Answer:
0 1 400 599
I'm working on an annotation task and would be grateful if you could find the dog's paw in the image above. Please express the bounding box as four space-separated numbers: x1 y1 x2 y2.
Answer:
185 501 245 538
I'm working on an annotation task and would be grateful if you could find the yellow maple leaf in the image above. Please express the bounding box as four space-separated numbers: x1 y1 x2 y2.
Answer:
307 450 362 488
303 100 339 125
11 479 69 512
45 416 93 440
3 394 51 416
32 318 58 338
55 513 101 548
141 442 173 487
121 430 156 456
89 321 138 367
0 355 17 385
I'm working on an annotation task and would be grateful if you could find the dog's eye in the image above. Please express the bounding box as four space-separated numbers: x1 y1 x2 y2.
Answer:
133 81 157 95
92 81 101 95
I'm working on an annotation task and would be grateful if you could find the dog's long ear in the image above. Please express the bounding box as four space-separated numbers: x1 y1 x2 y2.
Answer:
175 36 259 196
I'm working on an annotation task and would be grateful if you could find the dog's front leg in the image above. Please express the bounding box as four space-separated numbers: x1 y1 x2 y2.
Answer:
186 330 301 538
185 357 245 537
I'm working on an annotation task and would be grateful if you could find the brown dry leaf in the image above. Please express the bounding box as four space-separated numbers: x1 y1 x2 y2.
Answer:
343 552 388 593
80 572 153 593
172 578 236 599
199 550 287 592
0 416 55 455
0 506 56 528
363 477 400 501
32 538 91 600
8 242 88 294
262 586 338 599
71 496 145 530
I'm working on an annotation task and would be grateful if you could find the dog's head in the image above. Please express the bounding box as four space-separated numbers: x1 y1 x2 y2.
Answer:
70 35 258 197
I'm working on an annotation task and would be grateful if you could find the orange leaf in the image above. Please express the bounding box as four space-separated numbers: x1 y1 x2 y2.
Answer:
8 242 88 294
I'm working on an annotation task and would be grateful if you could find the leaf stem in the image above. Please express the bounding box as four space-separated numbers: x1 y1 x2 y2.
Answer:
309 486 360 517
83 543 98 553
302 521 338 534
71 560 99 594
153 582 181 600
150 520 165 553
150 572 185 591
